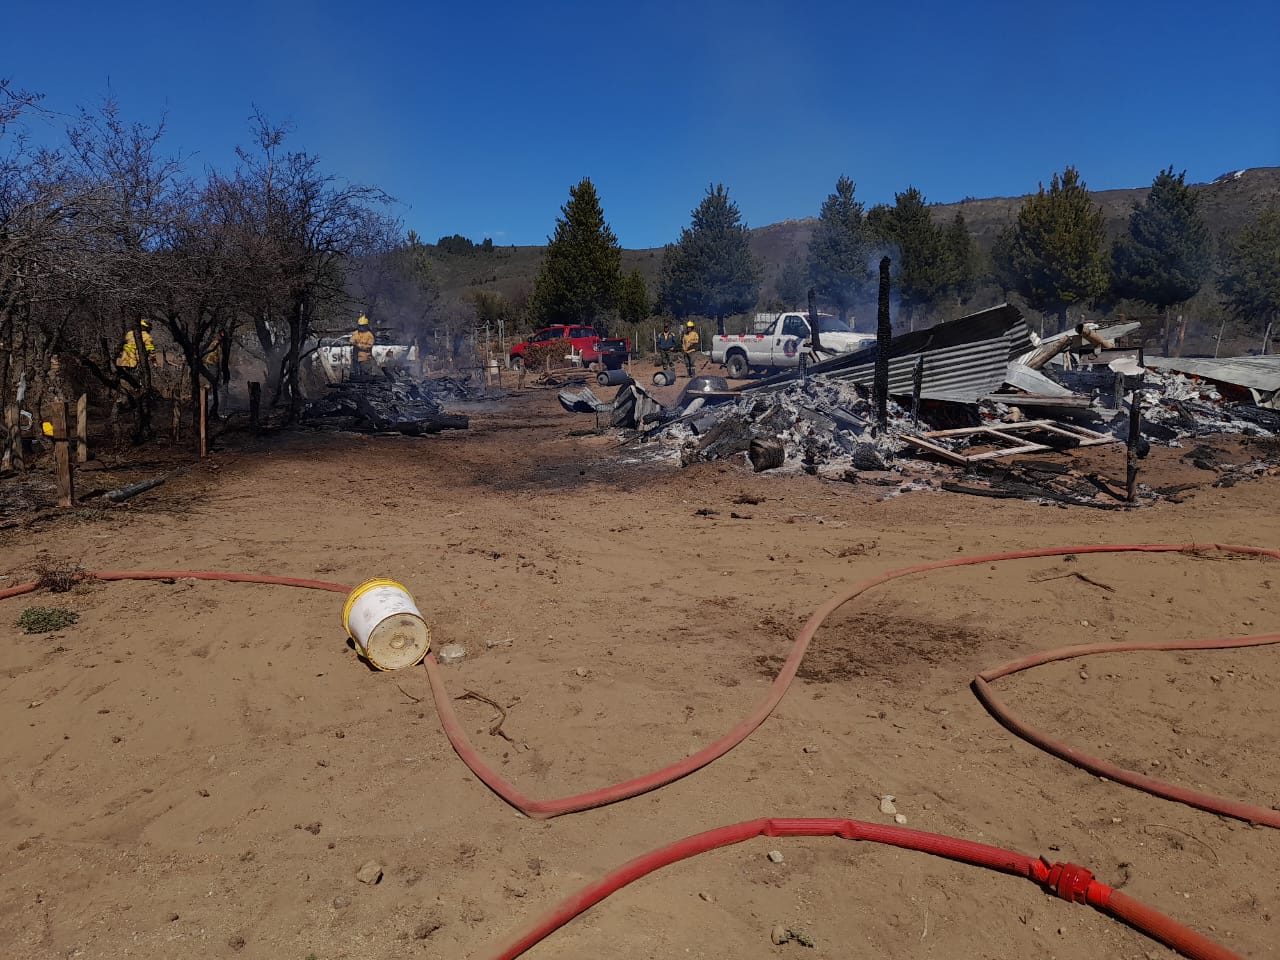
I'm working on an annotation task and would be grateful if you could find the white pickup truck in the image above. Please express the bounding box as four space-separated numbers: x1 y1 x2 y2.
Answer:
711 312 874 378
314 339 419 383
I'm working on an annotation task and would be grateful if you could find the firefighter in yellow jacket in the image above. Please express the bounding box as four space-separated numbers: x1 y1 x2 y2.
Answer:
681 320 700 377
117 320 156 369
350 315 375 378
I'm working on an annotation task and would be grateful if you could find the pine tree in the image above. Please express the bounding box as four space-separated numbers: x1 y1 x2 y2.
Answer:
1219 204 1280 353
775 253 807 309
866 187 945 329
617 269 650 324
658 184 760 335
528 178 621 330
807 176 869 324
941 212 979 304
992 166 1109 332
1112 167 1211 354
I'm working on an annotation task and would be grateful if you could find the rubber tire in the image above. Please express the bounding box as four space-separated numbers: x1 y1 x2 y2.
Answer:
509 355 523 372
725 352 749 379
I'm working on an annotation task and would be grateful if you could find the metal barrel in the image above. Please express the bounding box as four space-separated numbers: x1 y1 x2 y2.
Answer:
597 369 633 387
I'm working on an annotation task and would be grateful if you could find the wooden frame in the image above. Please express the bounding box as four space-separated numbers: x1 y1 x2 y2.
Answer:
903 419 1119 465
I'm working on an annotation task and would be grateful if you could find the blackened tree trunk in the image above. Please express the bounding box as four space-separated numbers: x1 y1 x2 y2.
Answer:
807 287 821 352
127 312 154 442
875 257 891 430
286 292 307 423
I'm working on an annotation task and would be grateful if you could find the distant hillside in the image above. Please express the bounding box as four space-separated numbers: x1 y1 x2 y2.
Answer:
433 167 1280 317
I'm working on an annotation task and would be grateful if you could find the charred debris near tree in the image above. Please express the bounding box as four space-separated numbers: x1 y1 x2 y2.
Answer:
561 303 1280 509
302 369 481 435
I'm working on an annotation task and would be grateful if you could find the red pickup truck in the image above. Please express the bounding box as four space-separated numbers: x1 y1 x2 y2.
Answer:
509 325 631 370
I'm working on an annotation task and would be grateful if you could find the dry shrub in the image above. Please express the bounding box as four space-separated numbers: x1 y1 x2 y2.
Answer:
33 554 84 593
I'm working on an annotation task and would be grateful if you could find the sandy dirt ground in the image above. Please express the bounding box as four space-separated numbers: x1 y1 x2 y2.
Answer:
1 382 1278 960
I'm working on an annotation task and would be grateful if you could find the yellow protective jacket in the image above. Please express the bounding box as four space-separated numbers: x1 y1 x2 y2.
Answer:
350 328 375 362
117 330 156 368
681 329 700 353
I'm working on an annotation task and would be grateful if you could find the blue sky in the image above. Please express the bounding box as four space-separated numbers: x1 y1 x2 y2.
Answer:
4 0 1277 248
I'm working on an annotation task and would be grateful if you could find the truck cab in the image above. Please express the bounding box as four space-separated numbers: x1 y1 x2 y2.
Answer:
712 312 873 377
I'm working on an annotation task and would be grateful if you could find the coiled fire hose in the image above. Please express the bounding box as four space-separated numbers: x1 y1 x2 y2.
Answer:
3 542 1272 960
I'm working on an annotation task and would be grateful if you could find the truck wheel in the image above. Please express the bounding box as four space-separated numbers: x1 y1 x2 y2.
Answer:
725 352 749 379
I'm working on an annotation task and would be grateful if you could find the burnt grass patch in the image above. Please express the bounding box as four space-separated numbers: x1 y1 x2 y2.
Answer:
754 613 1004 684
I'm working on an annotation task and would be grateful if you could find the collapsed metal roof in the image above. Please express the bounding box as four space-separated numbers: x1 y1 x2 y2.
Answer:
750 303 1034 403
1145 356 1280 400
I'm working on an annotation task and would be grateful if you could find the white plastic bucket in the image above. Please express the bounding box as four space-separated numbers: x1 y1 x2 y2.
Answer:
341 578 431 671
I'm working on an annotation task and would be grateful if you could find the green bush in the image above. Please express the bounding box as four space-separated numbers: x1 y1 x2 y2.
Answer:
16 607 79 634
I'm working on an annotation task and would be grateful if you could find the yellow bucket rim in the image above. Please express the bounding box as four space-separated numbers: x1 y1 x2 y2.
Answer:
341 577 416 639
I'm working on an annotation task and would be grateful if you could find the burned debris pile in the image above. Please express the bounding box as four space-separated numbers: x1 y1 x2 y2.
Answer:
558 303 1280 509
303 371 474 435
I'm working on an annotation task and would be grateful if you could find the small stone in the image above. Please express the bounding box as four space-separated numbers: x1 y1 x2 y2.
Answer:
574 667 588 677
437 644 467 665
196 789 210 798
878 795 897 816
766 850 784 863
1210 674 1222 683
771 924 791 945
335 730 345 738
412 919 442 940
1111 817 1123 824
356 860 383 884
1150 759 1161 768
28 700 44 709
304 821 321 835
894 813 908 825
332 896 351 909
1080 620 1090 627
166 912 179 922
802 745 819 754
485 637 513 649
1079 670 1089 680
698 891 714 902
227 935 246 951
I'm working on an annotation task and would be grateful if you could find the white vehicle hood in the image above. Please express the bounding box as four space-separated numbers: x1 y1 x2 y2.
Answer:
812 331 876 353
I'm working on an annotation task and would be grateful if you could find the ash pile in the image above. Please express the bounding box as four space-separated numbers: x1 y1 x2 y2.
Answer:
661 377 926 479
586 303 1280 508
303 370 476 435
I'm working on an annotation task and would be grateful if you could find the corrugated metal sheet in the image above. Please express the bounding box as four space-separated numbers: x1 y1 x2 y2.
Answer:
749 303 1033 403
1145 356 1280 394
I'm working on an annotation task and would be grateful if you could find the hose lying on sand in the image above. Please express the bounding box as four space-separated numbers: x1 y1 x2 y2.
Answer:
4 541 1271 960
421 542 1280 824
479 818 1242 960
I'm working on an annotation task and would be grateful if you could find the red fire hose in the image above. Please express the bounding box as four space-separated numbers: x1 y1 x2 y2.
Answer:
421 542 1280 822
974 633 1280 829
479 817 1241 960
3 542 1272 960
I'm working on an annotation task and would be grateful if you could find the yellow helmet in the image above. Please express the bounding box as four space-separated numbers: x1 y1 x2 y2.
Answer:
358 315 369 326
140 319 151 329
686 320 695 328
42 421 54 438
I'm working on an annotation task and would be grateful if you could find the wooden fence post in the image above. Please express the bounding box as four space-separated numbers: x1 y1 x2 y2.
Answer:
51 402 73 507
248 381 261 435
2 405 19 472
199 386 208 458
76 394 88 463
